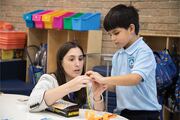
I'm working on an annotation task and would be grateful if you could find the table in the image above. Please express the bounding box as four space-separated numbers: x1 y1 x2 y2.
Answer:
0 93 128 120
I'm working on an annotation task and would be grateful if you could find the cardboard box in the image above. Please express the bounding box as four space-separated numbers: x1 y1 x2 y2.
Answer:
46 99 79 117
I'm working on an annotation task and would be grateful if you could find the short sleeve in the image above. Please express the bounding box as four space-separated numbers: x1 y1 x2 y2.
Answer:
131 50 156 82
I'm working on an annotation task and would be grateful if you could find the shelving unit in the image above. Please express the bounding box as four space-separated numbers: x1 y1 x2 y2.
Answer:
26 28 102 81
140 33 180 53
140 33 180 120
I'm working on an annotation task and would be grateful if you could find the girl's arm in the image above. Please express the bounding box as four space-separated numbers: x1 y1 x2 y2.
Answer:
28 74 58 112
28 74 90 112
44 75 91 106
88 81 107 111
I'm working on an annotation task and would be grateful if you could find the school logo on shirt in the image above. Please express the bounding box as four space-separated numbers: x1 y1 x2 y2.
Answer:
128 56 135 69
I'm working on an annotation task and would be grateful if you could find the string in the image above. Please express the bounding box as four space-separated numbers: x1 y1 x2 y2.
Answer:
86 86 92 109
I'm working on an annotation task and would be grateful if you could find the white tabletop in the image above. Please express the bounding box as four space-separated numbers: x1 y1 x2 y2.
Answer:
0 93 127 120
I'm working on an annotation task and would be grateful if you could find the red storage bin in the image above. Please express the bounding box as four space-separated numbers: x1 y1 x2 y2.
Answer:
0 31 27 49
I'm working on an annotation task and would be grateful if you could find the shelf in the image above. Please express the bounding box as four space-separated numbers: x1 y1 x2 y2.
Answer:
26 28 102 81
140 33 180 53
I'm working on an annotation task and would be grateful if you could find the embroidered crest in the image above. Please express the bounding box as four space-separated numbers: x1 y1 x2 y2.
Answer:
128 56 135 68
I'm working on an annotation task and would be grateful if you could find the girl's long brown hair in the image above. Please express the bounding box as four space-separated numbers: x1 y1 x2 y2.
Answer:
54 41 86 107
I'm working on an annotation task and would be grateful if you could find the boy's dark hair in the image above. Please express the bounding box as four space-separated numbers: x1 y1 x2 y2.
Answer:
103 4 139 35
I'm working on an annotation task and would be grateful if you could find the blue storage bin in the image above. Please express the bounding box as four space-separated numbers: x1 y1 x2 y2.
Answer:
72 13 101 31
23 10 44 28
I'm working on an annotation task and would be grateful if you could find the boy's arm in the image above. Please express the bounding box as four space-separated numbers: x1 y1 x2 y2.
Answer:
104 73 142 86
108 85 115 92
86 71 142 86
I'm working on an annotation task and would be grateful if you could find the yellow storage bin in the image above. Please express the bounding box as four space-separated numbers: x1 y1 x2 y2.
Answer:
42 10 68 29
0 49 14 60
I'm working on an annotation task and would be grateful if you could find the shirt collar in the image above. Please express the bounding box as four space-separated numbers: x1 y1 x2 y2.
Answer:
118 37 143 55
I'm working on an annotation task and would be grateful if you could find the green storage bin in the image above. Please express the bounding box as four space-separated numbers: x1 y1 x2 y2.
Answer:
63 13 83 30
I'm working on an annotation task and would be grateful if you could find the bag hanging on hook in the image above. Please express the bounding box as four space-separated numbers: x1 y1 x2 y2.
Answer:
154 49 177 94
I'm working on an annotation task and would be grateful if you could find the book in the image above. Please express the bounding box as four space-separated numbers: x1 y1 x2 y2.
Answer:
46 99 79 117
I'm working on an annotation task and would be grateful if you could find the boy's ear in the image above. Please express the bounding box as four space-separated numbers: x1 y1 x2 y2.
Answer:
129 24 136 33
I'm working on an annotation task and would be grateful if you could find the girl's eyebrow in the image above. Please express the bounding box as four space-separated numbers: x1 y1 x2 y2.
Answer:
67 55 84 57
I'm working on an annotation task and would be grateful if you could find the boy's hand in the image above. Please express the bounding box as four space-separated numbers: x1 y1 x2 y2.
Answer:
86 71 106 84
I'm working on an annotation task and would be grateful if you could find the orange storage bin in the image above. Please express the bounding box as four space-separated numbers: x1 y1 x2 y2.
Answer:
0 31 27 49
42 10 68 29
0 31 26 40
0 37 25 43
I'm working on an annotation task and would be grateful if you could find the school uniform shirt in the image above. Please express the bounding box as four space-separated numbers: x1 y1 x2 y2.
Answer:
28 74 95 112
111 37 162 112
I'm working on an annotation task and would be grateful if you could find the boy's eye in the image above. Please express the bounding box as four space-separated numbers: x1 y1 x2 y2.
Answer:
114 32 119 35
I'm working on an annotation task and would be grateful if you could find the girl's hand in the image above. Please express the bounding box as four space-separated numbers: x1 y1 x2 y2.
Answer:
92 81 107 101
86 71 106 84
67 75 91 93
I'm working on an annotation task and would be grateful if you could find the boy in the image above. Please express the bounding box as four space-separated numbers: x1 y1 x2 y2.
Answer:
87 4 161 120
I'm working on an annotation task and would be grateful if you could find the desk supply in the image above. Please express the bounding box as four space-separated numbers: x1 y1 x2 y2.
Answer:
46 99 79 117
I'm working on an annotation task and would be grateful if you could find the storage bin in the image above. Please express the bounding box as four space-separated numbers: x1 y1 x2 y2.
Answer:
42 10 67 29
0 49 14 60
63 13 83 30
0 49 24 60
0 43 25 49
0 38 25 44
53 12 75 30
23 10 44 28
72 13 101 31
0 31 26 49
0 31 26 40
32 10 54 29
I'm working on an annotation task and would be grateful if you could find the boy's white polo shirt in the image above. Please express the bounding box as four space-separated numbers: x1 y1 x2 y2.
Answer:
111 37 162 112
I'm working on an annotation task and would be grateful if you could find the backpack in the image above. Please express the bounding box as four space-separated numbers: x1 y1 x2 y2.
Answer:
25 44 47 85
154 49 177 93
174 72 180 111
